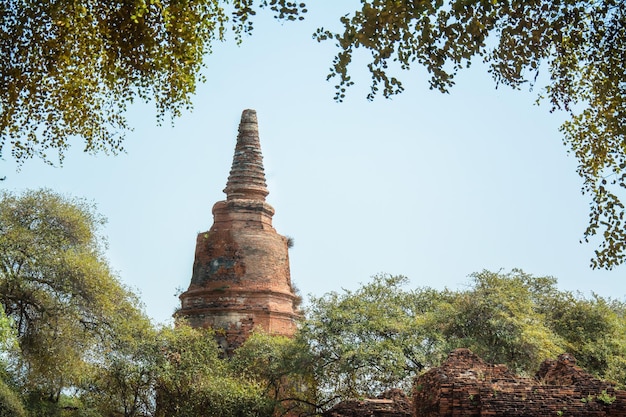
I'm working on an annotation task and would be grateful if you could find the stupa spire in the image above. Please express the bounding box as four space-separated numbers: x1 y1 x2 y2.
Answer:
178 109 298 354
223 109 269 201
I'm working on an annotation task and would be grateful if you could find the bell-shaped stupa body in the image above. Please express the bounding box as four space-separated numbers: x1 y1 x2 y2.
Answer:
178 109 298 352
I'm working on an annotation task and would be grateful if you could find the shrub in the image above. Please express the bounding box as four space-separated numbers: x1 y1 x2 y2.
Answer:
0 379 26 417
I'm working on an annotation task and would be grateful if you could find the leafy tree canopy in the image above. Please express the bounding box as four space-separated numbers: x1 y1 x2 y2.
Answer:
0 188 151 402
0 306 16 354
0 378 26 417
0 0 306 165
83 322 276 417
151 324 274 417
300 270 626 404
438 270 563 371
538 288 626 382
231 331 318 416
316 0 626 269
302 274 449 400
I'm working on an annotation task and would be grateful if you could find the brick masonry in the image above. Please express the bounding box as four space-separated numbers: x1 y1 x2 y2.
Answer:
413 349 626 417
323 389 413 417
177 109 299 353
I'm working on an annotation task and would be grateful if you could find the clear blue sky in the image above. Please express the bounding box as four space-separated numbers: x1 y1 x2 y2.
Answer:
4 3 625 324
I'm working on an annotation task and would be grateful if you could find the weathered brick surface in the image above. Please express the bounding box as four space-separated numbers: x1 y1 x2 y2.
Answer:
324 389 412 417
178 110 299 353
414 349 626 417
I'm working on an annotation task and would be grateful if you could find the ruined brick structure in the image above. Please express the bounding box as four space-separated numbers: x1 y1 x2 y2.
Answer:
318 350 626 417
178 109 299 352
323 389 412 417
414 348 626 417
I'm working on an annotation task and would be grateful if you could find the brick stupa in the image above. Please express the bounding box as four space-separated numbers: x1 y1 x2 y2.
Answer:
178 109 299 352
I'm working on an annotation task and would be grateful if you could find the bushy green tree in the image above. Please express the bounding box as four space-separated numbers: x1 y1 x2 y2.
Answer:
152 324 273 417
231 331 318 416
0 378 26 417
301 274 450 401
438 270 563 374
81 324 158 417
539 290 626 386
0 307 24 417
0 0 306 165
301 270 626 403
84 322 275 417
0 189 151 404
316 1 626 269
0 306 16 357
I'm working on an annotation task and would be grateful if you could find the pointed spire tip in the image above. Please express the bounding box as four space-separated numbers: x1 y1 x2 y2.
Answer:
223 109 268 200
241 109 257 122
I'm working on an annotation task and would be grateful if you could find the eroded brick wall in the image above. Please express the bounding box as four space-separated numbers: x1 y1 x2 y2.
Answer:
323 389 412 417
414 349 626 417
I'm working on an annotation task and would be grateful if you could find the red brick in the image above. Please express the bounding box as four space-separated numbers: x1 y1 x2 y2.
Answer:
177 110 299 353
414 349 626 417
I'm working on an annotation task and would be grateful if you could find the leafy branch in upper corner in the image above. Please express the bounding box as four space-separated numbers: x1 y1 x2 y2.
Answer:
316 0 626 269
0 0 306 167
